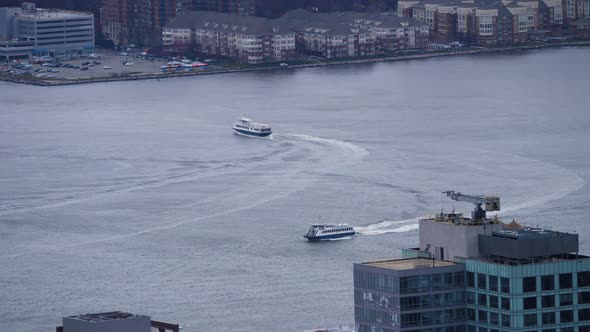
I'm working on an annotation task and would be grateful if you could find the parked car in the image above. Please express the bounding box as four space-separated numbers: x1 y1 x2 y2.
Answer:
123 62 133 66
80 67 88 71
103 65 112 70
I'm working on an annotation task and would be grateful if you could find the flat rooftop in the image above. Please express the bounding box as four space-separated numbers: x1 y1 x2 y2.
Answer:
16 9 92 20
363 258 457 271
67 311 148 322
493 227 573 239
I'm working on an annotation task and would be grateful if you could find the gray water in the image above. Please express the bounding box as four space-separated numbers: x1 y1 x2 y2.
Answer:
1 47 589 332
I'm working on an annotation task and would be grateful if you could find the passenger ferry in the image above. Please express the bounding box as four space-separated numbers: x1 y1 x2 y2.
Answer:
232 116 272 137
304 224 356 241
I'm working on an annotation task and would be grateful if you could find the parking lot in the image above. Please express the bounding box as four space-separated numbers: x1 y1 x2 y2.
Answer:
1 48 199 81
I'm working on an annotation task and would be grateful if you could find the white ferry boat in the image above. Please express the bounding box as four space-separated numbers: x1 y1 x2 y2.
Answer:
232 116 272 137
304 224 356 241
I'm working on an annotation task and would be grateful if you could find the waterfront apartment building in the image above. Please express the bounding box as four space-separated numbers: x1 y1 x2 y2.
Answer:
354 211 590 332
101 0 193 47
397 0 577 45
0 2 94 61
162 9 428 63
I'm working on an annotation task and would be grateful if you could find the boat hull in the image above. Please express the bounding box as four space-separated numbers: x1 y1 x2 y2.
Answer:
233 127 272 137
304 231 356 241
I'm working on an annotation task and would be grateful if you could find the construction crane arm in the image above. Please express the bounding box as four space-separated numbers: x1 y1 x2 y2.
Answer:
443 191 501 220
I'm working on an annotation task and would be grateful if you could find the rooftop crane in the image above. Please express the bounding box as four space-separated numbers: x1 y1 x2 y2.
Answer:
442 191 501 220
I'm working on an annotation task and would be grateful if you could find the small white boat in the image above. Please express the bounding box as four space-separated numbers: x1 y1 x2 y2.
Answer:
304 224 356 241
232 116 272 137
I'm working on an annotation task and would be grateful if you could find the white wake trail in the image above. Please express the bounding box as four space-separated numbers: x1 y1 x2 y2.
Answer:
355 218 420 235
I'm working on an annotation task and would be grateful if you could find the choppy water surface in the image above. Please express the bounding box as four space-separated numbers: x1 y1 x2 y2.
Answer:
1 47 589 331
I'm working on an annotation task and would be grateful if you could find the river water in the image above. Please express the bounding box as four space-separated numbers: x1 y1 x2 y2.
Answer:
1 47 589 332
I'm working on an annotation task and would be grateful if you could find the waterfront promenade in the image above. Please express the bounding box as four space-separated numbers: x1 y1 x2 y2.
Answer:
2 40 590 86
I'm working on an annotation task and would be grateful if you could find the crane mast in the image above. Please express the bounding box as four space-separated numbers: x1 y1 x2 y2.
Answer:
442 191 501 220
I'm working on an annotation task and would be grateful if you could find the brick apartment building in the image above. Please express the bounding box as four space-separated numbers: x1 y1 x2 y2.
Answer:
101 0 192 46
398 0 588 45
162 9 428 63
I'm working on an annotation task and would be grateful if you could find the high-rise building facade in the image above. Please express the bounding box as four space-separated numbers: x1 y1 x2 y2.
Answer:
193 0 256 16
354 209 590 332
101 0 192 46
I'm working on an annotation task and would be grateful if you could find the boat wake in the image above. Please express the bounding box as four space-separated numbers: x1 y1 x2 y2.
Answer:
355 218 420 236
271 133 369 167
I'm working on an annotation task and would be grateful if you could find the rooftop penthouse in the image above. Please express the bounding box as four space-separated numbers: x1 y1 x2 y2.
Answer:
56 311 179 332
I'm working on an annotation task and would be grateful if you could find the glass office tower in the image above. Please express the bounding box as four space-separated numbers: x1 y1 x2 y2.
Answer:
354 213 590 332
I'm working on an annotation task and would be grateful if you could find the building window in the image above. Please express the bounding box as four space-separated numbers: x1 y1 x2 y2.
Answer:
501 297 510 310
467 291 475 305
523 296 537 310
478 293 487 306
542 311 555 324
580 291 590 304
489 275 498 292
560 273 573 289
467 308 476 321
542 295 555 308
560 293 573 306
467 272 475 288
561 310 574 323
478 310 488 323
501 314 511 328
581 326 590 332
489 295 498 308
501 277 510 293
523 277 536 293
541 275 554 291
490 312 499 326
580 308 590 321
478 274 487 289
524 313 537 327
579 272 590 287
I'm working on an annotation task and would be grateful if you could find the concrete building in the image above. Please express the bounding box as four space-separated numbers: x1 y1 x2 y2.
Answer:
354 200 590 332
56 311 179 332
0 3 95 61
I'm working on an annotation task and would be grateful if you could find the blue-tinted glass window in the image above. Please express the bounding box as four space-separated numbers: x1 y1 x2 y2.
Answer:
560 273 573 289
562 328 574 332
560 293 573 306
501 277 510 293
541 275 554 291
561 310 574 323
542 295 555 308
467 272 475 288
467 291 475 305
579 272 590 287
489 275 498 292
467 308 476 321
490 312 499 326
580 308 590 321
581 326 590 332
523 277 536 293
478 310 487 323
501 297 510 310
580 291 590 304
478 274 487 290
542 311 555 324
489 295 498 308
524 313 537 327
478 293 487 306
501 314 510 328
523 296 536 310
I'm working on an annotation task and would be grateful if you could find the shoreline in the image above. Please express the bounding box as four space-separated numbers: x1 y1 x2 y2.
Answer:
2 40 590 87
